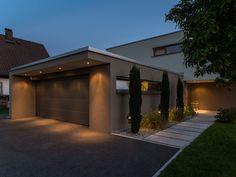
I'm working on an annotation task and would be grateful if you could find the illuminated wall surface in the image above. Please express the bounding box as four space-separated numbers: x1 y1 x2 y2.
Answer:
188 83 236 110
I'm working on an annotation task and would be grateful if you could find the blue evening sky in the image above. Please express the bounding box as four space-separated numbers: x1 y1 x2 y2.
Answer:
1 0 179 56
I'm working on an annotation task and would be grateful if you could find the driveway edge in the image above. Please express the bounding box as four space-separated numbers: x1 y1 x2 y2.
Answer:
152 149 182 177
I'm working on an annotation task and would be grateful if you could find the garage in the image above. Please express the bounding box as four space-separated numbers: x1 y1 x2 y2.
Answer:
36 75 89 125
188 82 236 110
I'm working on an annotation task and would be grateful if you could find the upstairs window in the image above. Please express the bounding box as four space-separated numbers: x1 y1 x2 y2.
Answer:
153 43 182 56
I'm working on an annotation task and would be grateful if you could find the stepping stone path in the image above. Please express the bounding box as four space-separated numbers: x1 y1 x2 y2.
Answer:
145 110 217 149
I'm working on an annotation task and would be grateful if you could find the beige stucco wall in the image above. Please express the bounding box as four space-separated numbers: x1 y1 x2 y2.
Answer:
107 31 219 81
88 52 180 132
188 83 236 110
89 65 111 133
10 75 36 118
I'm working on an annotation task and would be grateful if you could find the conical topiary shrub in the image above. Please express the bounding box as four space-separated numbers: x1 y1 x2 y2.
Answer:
160 71 170 120
176 77 184 111
129 65 142 133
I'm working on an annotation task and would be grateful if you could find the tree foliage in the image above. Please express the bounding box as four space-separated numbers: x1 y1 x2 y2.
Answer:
166 0 236 83
129 65 142 133
176 77 184 110
160 71 170 120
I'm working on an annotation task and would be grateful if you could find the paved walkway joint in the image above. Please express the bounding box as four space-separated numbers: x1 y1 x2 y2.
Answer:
145 110 217 149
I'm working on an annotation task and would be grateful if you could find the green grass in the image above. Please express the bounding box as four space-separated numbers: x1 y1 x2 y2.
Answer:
0 107 9 114
159 121 236 177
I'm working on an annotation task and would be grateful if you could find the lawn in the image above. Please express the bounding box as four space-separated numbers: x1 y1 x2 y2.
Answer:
0 107 9 114
159 121 236 177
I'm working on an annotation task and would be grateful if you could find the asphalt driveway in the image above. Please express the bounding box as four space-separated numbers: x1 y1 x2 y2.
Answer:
0 118 178 177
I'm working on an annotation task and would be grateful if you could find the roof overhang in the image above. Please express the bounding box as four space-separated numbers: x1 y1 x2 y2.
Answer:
10 47 107 77
10 46 182 78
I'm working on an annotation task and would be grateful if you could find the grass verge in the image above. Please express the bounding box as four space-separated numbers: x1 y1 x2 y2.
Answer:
159 121 236 177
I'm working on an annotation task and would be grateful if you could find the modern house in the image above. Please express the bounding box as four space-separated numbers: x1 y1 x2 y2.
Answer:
107 31 236 110
0 28 49 106
10 47 181 133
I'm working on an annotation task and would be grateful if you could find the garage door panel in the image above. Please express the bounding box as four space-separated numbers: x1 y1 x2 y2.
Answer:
36 76 89 125
37 98 89 112
37 109 89 125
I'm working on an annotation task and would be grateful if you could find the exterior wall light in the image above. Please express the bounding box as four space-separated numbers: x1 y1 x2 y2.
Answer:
86 61 90 65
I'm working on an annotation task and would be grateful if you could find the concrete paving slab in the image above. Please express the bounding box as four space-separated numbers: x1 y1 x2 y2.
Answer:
189 117 215 123
146 135 190 148
171 125 203 133
154 131 195 142
163 128 201 137
177 123 207 130
179 121 210 129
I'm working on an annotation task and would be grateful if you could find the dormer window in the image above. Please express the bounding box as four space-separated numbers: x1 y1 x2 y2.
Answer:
153 43 182 56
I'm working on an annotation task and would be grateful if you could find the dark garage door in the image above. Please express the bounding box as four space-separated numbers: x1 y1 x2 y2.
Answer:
36 75 89 125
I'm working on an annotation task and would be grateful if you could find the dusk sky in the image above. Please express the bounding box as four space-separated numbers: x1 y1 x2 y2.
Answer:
1 0 180 56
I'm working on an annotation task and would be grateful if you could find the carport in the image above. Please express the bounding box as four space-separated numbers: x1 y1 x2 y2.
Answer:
10 47 111 132
10 46 180 133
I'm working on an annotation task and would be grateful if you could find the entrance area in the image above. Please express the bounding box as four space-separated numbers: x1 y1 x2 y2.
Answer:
187 82 236 110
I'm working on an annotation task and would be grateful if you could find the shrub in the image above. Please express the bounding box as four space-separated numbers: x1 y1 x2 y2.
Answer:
169 108 184 122
176 77 184 110
129 65 142 133
141 110 164 129
159 71 170 120
184 105 196 117
215 108 236 123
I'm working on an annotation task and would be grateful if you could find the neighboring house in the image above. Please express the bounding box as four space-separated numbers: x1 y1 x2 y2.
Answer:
0 28 49 97
10 47 180 133
107 31 236 110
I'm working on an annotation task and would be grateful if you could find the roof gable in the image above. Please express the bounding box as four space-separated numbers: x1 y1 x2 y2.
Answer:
0 34 49 77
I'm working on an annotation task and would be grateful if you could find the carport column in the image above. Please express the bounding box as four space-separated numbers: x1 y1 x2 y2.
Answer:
89 65 111 133
10 75 36 119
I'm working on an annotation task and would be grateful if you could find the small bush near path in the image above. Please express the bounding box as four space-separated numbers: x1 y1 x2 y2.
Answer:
169 108 184 122
159 121 236 177
215 108 236 123
141 110 166 129
184 105 196 117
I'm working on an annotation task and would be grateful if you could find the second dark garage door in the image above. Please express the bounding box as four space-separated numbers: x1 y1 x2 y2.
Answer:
36 75 89 125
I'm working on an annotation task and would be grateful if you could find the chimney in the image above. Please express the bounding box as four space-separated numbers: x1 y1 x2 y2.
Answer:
5 28 13 40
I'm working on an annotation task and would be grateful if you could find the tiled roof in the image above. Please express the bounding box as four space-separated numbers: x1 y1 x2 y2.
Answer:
0 34 49 77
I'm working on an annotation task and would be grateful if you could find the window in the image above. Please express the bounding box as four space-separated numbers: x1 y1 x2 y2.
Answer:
0 82 3 95
116 77 161 94
116 79 129 93
153 43 182 56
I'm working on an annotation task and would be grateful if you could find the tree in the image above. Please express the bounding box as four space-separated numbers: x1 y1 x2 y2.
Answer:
129 65 142 133
176 77 184 110
166 0 236 84
160 71 170 120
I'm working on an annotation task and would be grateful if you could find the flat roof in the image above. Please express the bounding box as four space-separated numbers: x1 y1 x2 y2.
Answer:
107 30 183 50
10 46 182 75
